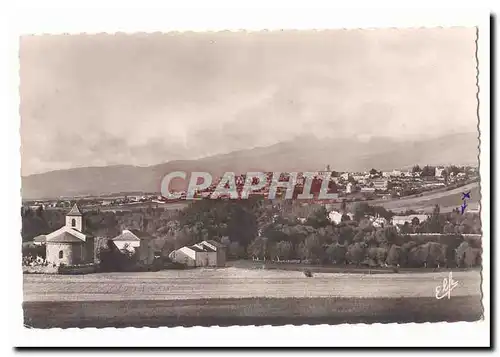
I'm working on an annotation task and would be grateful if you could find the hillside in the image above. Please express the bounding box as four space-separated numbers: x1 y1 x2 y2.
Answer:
22 132 479 199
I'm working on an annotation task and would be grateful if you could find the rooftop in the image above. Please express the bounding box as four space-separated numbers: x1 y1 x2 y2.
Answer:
113 229 152 241
67 203 83 216
46 231 85 243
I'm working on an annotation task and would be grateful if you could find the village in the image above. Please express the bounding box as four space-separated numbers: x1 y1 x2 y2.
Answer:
23 164 479 211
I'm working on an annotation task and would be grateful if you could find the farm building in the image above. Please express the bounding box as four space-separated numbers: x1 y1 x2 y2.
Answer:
45 204 95 266
112 229 155 265
328 210 353 224
169 240 226 267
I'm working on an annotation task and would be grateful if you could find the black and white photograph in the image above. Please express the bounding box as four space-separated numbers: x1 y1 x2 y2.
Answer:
11 10 490 346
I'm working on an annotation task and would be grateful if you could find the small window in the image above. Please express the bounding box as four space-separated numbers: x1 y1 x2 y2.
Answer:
59 250 63 259
71 218 76 227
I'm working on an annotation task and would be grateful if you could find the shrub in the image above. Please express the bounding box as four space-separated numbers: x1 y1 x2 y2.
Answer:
303 269 313 277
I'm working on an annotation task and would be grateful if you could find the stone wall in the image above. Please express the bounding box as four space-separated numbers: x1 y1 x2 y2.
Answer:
46 242 82 266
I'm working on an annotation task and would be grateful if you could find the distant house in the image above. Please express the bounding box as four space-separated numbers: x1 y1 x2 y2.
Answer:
328 210 353 224
45 204 95 266
392 214 428 226
370 216 388 228
169 240 226 267
360 187 376 193
340 172 350 181
112 229 155 265
328 210 342 224
372 179 388 190
435 167 445 177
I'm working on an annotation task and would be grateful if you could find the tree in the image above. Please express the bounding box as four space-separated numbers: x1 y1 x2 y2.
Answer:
347 242 366 266
220 236 231 247
369 168 378 175
426 242 446 268
464 247 481 267
443 222 455 234
341 199 347 212
421 165 436 177
325 243 347 264
401 222 412 234
412 165 422 173
353 202 370 222
366 246 388 266
400 241 417 266
455 241 470 267
426 205 444 233
228 241 246 260
380 226 399 246
247 236 269 260
341 214 351 222
442 170 449 185
447 165 462 176
300 235 324 263
386 244 402 266
407 244 429 267
273 241 293 261
306 206 330 228
338 225 355 245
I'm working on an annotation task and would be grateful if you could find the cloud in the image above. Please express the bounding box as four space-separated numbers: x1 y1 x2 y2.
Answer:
20 28 478 175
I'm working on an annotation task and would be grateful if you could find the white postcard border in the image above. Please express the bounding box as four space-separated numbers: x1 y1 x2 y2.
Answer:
1 1 492 348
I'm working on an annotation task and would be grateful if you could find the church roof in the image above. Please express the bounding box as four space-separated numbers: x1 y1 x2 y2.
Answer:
46 230 85 243
46 226 89 243
67 203 83 216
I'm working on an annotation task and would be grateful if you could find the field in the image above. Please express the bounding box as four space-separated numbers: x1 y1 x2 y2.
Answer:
23 268 483 327
324 182 480 213
372 182 480 213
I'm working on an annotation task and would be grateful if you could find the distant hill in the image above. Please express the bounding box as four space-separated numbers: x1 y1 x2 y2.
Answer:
22 132 479 199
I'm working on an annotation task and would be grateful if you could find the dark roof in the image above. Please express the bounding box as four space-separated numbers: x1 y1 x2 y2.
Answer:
204 240 225 248
46 231 85 243
113 229 152 242
201 245 216 252
128 229 152 239
67 204 83 216
33 235 46 242
186 244 216 253
188 245 206 252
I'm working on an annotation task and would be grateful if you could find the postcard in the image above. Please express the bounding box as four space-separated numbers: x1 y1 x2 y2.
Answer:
10 5 491 348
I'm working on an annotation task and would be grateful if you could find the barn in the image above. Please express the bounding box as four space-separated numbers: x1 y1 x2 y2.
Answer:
169 240 226 267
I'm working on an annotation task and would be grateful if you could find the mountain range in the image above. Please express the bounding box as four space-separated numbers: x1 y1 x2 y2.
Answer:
21 132 479 199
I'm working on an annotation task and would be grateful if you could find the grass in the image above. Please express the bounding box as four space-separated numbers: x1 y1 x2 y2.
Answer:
22 267 482 328
228 260 481 274
23 268 482 303
23 295 483 328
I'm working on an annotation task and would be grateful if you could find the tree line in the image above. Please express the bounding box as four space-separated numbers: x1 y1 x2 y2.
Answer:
22 198 482 269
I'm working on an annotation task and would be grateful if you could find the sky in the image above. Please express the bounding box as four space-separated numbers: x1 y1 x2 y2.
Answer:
20 28 478 176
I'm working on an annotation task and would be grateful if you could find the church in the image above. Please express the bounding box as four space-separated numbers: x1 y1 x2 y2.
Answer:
44 203 95 266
